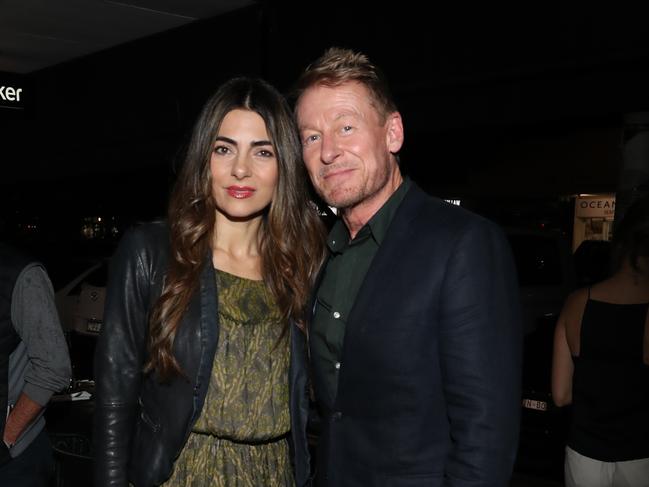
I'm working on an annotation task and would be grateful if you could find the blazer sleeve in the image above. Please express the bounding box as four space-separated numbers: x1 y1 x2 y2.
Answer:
93 229 151 487
438 219 522 487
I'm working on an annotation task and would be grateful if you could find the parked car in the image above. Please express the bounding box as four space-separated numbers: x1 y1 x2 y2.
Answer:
505 228 574 335
54 260 107 382
45 259 108 487
55 260 107 335
504 228 575 479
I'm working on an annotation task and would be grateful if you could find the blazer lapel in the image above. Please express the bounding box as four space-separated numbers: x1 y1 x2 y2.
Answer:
340 185 431 350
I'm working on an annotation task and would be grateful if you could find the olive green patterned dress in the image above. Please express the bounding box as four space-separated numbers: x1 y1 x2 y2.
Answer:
163 269 295 487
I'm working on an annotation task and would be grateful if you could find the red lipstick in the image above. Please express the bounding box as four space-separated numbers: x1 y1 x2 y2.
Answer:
226 186 256 199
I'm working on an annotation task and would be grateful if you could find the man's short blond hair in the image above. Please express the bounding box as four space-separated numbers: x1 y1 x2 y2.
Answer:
293 47 398 122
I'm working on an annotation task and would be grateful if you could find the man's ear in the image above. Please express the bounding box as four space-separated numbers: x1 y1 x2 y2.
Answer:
385 112 404 154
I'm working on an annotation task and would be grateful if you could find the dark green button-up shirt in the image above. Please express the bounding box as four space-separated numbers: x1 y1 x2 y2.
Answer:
311 178 411 408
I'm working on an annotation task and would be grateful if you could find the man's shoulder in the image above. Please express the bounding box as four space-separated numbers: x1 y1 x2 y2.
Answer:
15 262 49 285
402 184 500 236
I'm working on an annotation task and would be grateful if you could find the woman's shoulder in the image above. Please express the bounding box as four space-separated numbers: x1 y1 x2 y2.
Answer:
112 220 170 269
120 220 169 249
561 287 590 318
566 286 589 303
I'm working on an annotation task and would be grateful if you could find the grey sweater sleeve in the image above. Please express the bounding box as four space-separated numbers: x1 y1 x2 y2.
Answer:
11 264 72 405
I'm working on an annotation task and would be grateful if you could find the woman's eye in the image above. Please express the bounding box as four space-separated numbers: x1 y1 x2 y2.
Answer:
214 145 230 155
257 149 274 158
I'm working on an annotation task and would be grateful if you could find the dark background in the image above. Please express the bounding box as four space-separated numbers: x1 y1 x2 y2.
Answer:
2 2 647 254
3 5 639 483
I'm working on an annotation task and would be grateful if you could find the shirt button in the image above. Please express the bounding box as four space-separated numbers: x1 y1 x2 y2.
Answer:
334 362 341 370
333 311 341 319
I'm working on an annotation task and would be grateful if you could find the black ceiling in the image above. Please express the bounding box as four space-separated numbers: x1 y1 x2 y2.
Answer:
2 3 648 218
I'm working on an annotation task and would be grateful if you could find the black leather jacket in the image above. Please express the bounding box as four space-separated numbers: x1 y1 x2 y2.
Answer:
93 222 311 487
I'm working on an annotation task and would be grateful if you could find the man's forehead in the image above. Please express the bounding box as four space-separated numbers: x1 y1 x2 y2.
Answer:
302 81 370 103
297 82 375 125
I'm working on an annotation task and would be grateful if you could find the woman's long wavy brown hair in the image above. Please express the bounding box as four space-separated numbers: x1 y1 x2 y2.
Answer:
145 77 327 380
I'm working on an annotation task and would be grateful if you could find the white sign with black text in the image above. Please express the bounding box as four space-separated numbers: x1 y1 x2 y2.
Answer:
575 196 616 219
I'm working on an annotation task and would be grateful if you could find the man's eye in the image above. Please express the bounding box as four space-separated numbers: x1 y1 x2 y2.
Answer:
342 125 353 133
304 134 319 145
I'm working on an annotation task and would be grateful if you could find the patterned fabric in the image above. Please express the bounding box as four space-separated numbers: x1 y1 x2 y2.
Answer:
163 269 294 487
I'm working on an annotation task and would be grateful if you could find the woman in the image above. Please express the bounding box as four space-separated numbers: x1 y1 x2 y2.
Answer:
94 77 326 487
552 196 649 487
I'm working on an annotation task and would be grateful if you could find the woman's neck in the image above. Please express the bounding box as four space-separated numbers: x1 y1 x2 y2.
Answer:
615 258 649 285
594 260 649 304
211 212 263 280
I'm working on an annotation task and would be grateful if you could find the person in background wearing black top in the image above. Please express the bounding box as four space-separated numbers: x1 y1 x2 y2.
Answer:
552 196 649 487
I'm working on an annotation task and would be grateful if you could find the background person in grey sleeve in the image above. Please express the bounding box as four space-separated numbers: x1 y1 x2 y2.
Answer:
0 243 71 486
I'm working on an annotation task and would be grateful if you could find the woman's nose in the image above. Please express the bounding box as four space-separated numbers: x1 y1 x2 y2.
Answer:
231 155 252 178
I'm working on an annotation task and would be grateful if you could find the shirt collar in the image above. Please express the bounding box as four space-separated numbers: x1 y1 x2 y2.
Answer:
326 177 412 252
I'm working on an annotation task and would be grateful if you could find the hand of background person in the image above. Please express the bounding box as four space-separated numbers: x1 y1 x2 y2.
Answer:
2 393 43 448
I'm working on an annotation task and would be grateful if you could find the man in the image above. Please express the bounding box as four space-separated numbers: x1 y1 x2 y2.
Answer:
0 243 71 486
294 48 522 486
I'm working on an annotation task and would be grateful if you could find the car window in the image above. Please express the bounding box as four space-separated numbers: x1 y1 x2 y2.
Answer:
68 263 108 295
48 260 99 291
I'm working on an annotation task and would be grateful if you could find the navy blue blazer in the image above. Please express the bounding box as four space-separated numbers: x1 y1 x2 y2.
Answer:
311 184 522 487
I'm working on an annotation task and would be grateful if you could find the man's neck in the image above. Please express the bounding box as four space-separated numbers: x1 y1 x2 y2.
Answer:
342 171 403 239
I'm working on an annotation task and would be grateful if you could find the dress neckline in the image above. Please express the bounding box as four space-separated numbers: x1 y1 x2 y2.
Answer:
587 286 649 306
214 267 264 283
587 298 649 306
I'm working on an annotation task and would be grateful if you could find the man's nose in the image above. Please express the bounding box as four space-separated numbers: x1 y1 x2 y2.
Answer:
320 135 342 165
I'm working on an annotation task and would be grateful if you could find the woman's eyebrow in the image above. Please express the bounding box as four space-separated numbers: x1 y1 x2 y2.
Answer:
214 137 272 147
214 135 237 145
251 140 272 147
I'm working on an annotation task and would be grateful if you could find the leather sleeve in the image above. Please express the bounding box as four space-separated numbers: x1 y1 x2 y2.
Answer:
93 228 153 487
438 219 522 487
